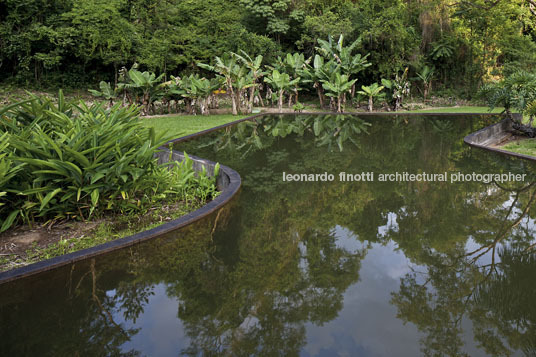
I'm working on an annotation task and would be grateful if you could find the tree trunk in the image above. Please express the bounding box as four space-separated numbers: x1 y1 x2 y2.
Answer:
201 98 209 115
114 63 118 88
368 96 373 112
227 79 238 115
316 84 324 108
278 90 284 112
248 86 255 113
337 96 342 113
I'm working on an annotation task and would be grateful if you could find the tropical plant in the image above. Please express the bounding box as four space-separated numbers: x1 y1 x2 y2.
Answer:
322 73 357 113
0 92 219 231
282 52 308 106
0 132 24 232
234 50 266 112
382 68 411 111
199 55 241 115
479 70 536 121
176 74 220 115
88 81 117 108
415 65 435 102
118 67 165 115
264 69 300 112
525 99 536 127
358 83 384 112
293 102 305 112
302 55 339 109
316 34 370 98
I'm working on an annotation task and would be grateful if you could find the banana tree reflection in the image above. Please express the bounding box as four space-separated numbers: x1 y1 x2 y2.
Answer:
182 114 371 158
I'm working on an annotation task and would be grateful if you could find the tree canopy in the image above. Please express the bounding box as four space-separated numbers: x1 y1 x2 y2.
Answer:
2 0 536 92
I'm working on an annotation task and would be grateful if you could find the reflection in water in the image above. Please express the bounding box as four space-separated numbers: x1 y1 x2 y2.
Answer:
1 114 536 356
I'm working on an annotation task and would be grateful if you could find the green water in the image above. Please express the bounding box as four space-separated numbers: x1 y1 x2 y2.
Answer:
1 114 535 356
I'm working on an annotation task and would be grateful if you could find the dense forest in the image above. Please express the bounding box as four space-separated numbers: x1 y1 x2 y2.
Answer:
1 0 536 97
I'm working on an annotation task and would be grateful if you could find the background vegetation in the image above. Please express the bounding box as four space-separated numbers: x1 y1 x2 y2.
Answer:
2 0 536 99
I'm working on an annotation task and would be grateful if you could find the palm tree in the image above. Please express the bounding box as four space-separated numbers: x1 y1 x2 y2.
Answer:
358 83 384 112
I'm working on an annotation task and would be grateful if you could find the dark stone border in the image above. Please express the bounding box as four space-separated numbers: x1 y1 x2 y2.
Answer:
0 111 507 284
464 115 536 162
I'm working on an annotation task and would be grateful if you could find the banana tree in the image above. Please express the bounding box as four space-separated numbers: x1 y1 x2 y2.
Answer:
161 76 183 113
199 55 242 115
119 68 165 115
232 64 256 114
302 55 340 109
264 70 300 112
284 52 308 106
175 74 220 115
415 65 434 102
234 50 266 112
88 81 117 108
316 34 370 98
358 83 385 112
321 73 356 113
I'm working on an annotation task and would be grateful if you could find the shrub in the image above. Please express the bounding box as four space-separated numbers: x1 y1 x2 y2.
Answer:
0 92 218 231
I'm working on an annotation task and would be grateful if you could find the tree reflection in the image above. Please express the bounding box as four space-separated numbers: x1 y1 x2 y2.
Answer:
3 114 536 356
391 182 536 356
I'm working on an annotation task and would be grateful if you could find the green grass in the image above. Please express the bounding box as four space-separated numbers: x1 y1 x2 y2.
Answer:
501 139 536 156
405 106 504 113
141 114 249 138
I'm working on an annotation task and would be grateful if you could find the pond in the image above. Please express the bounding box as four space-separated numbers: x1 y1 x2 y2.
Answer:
1 114 535 356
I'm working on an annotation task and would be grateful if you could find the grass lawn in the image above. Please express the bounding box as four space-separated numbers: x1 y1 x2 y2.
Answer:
501 139 536 156
141 114 249 139
405 106 504 113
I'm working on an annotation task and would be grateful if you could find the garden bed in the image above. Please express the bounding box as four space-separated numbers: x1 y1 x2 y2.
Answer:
0 147 241 283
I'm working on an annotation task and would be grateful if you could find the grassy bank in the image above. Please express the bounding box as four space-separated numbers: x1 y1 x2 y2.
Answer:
141 114 249 138
405 106 504 113
501 139 536 157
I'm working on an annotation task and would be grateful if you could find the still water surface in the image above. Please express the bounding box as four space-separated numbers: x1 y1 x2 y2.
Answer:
1 114 535 356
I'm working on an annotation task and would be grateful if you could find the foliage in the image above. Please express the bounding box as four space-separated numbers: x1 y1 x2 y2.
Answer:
0 93 219 231
264 69 300 111
88 81 117 107
357 83 385 112
117 67 165 115
479 70 536 120
415 65 434 102
322 73 356 113
382 67 411 111
1 0 535 96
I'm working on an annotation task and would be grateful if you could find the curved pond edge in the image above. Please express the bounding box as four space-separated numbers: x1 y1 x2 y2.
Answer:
464 114 536 162
0 148 242 285
0 111 506 284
